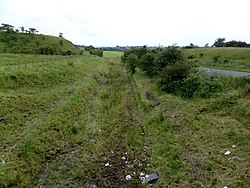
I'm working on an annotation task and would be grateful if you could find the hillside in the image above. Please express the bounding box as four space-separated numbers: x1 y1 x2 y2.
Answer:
0 31 81 55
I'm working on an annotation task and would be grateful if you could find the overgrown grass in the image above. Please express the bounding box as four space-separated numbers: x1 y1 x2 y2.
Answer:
185 48 250 72
0 53 149 187
133 71 250 187
0 53 249 187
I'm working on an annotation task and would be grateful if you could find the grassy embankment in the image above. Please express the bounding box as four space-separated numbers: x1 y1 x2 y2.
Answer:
184 47 250 72
0 51 249 187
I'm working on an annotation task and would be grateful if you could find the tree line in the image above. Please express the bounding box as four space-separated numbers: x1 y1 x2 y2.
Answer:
0 23 38 34
212 38 250 48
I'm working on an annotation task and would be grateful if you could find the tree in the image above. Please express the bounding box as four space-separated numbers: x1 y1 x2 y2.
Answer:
140 52 156 77
204 43 209 48
20 26 25 33
213 38 225 47
0 23 14 32
125 54 139 74
59 32 63 38
155 46 184 71
29 28 38 34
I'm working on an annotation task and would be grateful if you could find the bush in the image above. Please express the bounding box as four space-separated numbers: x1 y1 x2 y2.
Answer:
89 49 103 57
212 55 220 63
155 46 184 71
125 54 139 74
181 70 203 98
157 61 191 93
140 52 157 77
197 77 223 98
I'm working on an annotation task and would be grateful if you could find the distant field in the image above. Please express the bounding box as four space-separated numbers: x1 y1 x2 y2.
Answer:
103 51 123 58
184 48 250 72
0 53 249 187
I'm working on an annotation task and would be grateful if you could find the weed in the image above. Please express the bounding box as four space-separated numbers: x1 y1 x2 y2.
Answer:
212 55 221 63
67 61 74 66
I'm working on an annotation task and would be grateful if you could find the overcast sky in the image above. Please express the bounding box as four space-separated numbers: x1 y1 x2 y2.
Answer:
1 0 250 47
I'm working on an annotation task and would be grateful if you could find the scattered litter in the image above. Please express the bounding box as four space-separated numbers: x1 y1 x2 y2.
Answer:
85 183 97 188
145 172 159 183
232 145 236 148
224 151 231 155
141 132 144 135
140 172 159 184
2 160 5 164
223 186 228 188
121 156 126 160
125 174 132 180
120 184 128 188
139 172 146 184
104 163 109 167
98 129 101 132
232 156 242 161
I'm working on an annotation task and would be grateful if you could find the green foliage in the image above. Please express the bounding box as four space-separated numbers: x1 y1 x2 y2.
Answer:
213 37 250 47
212 55 221 63
181 70 204 98
122 46 249 99
122 46 192 95
157 62 191 93
125 53 138 74
89 49 103 57
213 37 225 47
121 46 150 74
155 46 184 71
140 52 156 77
84 45 103 57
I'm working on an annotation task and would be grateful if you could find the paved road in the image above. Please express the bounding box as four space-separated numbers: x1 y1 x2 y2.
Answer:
199 67 250 77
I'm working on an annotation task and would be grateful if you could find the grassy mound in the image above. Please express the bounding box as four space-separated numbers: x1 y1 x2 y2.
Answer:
0 31 81 55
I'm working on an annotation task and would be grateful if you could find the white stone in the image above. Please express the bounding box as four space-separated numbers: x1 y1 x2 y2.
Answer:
125 175 132 180
104 163 109 167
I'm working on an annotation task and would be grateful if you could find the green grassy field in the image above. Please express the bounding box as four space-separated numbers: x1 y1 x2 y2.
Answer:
0 52 249 187
184 48 250 72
